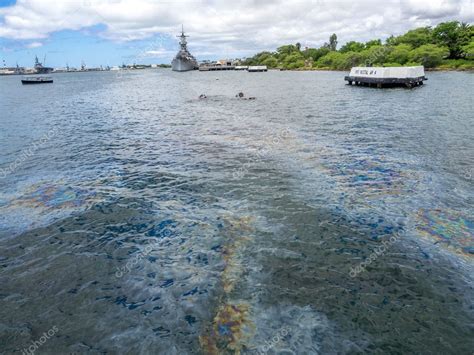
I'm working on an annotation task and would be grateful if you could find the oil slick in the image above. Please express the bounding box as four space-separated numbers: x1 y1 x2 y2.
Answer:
200 215 256 354
416 208 474 257
200 303 254 354
0 181 98 236
320 153 415 200
16 183 96 209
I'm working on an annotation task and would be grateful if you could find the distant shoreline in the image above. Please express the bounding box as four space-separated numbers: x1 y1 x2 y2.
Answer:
1 67 472 77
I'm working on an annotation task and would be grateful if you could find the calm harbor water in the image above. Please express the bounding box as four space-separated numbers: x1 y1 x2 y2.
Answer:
0 70 473 354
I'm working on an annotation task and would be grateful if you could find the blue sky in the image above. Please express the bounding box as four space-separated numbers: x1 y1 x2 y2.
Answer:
0 0 16 7
0 0 180 67
0 0 472 68
0 25 177 68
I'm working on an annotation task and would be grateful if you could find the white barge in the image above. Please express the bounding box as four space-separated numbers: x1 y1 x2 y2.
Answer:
345 66 427 88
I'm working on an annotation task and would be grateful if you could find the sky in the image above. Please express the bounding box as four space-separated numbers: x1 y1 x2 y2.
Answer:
0 0 473 68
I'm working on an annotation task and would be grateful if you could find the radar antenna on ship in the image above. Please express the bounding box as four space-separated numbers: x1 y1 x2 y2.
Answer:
177 24 189 50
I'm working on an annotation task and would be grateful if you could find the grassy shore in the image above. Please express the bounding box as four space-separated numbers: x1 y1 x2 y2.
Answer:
270 65 474 72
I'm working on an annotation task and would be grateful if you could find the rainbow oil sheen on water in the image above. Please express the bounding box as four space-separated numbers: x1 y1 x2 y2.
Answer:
0 70 473 354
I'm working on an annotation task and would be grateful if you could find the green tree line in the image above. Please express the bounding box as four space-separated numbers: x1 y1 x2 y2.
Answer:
243 21 474 70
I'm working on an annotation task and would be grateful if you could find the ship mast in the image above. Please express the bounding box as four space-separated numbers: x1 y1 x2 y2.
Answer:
177 25 188 51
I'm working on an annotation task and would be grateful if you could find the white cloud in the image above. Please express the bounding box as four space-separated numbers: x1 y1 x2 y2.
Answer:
0 0 472 57
400 0 464 19
143 48 175 57
25 41 43 48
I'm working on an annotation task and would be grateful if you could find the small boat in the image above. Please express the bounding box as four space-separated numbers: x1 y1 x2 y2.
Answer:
21 76 54 84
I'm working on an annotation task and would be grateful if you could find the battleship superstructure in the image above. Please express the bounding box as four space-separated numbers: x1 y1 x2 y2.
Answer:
34 56 53 74
171 27 198 72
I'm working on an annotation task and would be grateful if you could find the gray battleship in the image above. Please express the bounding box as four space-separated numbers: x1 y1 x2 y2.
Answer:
34 56 53 74
171 27 198 72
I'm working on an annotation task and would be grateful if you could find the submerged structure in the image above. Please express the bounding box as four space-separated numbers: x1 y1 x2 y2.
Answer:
345 66 427 88
171 26 198 72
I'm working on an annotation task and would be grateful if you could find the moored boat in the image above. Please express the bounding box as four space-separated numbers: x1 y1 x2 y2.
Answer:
171 26 198 72
21 76 53 84
34 56 53 74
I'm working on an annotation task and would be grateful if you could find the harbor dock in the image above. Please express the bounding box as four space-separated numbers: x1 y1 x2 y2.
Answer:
199 65 235 71
198 63 268 72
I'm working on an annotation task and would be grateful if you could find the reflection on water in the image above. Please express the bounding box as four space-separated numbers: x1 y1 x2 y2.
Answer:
0 70 473 354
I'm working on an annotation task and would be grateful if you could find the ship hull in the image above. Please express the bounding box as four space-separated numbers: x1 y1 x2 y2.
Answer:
21 76 53 84
22 80 53 84
172 58 196 72
35 67 53 74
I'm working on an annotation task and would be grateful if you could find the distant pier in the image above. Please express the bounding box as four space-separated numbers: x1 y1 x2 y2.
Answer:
199 65 235 71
